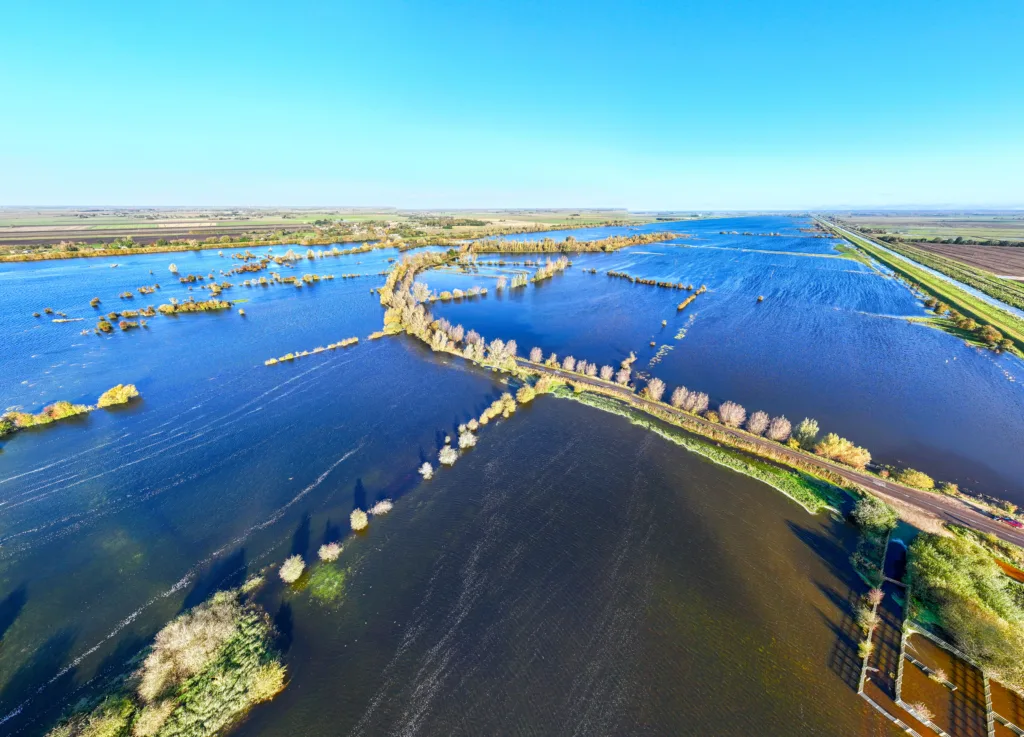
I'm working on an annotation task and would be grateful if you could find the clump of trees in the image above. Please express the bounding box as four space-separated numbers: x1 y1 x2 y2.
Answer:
469 231 679 254
439 446 458 465
909 533 1024 693
458 430 478 449
46 590 285 737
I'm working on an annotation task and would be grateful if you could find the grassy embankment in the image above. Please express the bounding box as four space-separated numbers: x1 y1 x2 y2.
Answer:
822 222 1024 356
550 386 844 514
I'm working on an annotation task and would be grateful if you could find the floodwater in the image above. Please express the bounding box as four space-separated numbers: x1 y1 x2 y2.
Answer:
0 223 912 735
433 215 1024 501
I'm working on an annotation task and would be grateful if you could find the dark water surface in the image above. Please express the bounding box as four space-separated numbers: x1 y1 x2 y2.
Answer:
0 221 942 735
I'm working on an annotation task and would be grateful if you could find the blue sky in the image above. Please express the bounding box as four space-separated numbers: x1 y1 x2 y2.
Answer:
2 0 1022 209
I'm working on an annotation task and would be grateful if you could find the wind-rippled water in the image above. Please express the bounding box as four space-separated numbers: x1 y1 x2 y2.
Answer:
0 220 941 735
435 216 1024 501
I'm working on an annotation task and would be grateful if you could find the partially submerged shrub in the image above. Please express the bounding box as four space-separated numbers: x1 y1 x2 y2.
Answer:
350 509 369 530
308 565 346 603
516 384 536 404
97 383 140 408
458 430 477 449
279 555 305 584
439 445 458 465
318 543 342 562
369 499 393 515
419 462 434 479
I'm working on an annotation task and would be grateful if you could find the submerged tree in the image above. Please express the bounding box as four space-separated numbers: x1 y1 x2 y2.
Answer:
350 509 369 531
419 462 434 480
279 555 305 584
458 430 478 449
439 445 458 466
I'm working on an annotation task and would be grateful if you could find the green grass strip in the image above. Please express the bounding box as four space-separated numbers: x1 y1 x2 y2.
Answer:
551 386 841 515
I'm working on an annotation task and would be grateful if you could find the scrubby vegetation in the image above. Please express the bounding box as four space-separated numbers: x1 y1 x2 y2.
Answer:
850 495 898 586
307 565 347 604
97 384 140 408
469 231 680 254
45 590 285 737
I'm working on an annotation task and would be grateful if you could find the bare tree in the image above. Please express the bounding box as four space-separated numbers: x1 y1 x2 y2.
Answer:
746 410 770 436
562 356 576 371
615 368 631 385
670 386 688 408
600 365 614 381
496 275 508 290
643 377 666 401
585 362 597 377
505 339 518 359
766 415 792 442
466 329 481 345
530 346 543 362
718 401 746 428
449 324 465 343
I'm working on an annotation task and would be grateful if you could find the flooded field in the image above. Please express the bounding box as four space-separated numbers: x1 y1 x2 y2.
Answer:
3 216 1011 735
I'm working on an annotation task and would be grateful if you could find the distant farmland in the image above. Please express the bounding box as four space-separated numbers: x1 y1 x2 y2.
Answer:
912 241 1024 278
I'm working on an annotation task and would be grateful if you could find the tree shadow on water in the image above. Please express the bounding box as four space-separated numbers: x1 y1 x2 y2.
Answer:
322 518 342 545
0 583 28 643
0 629 78 730
181 548 248 611
787 518 868 693
272 602 293 653
290 514 310 557
353 479 367 512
